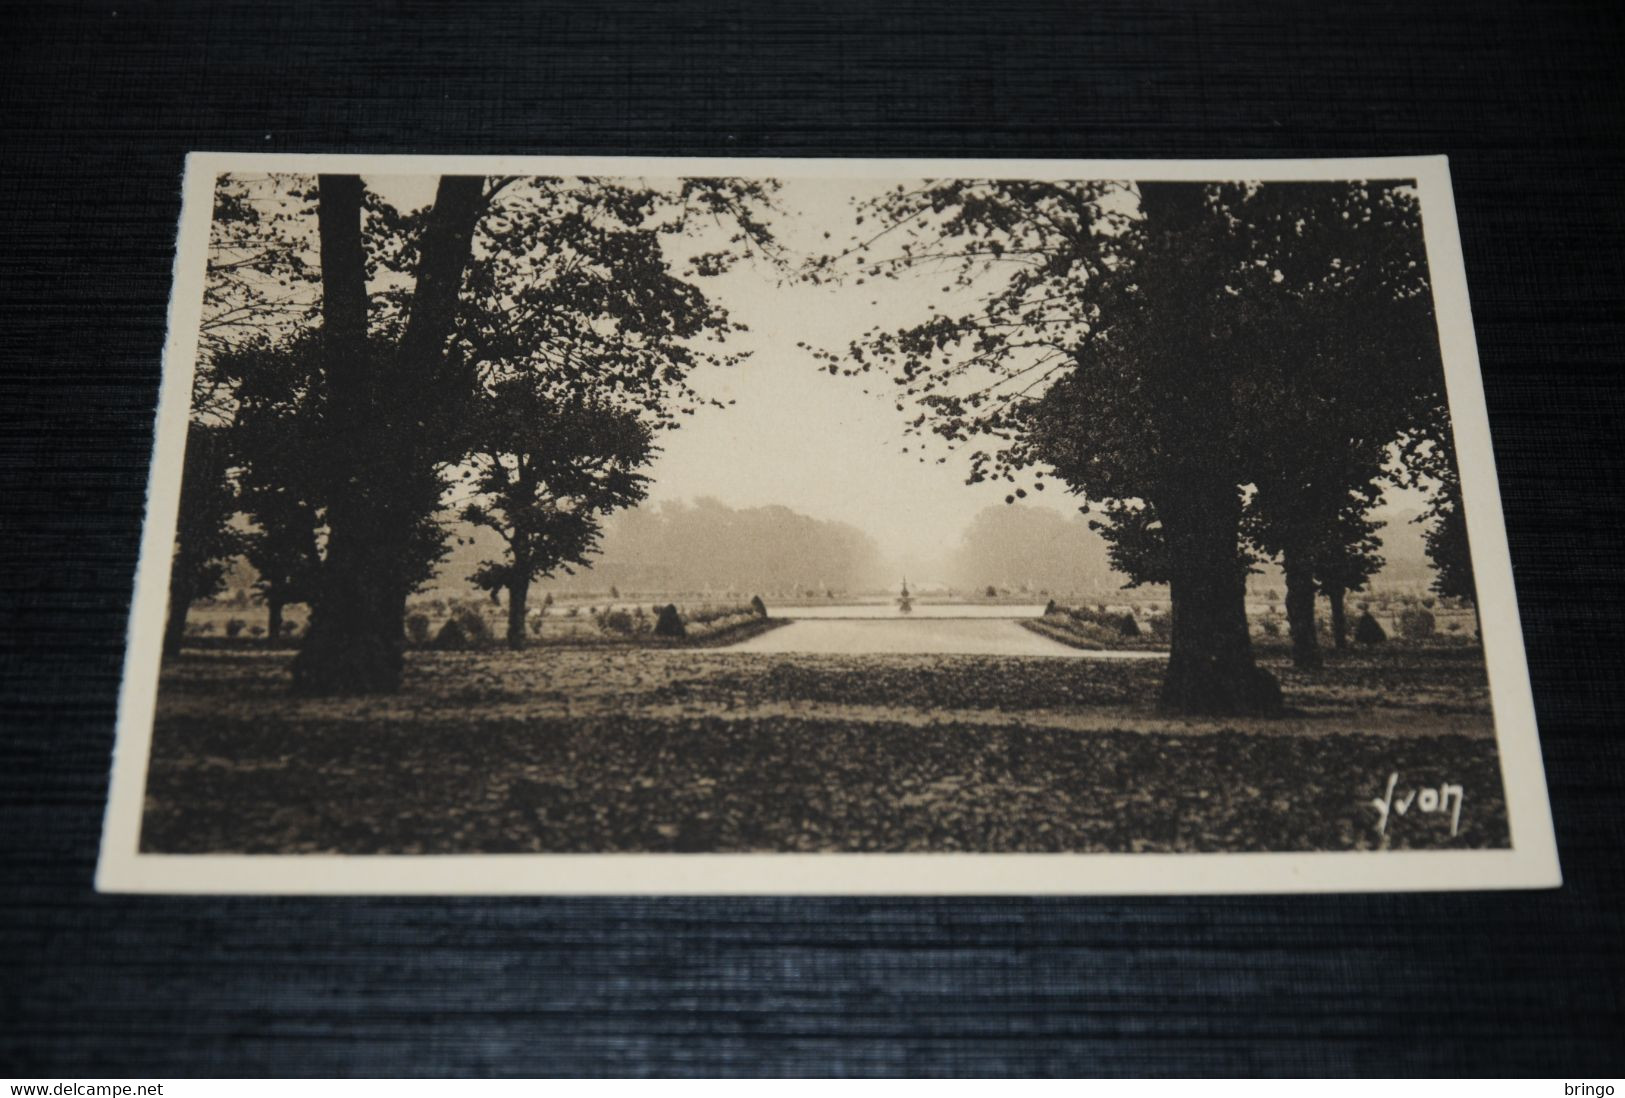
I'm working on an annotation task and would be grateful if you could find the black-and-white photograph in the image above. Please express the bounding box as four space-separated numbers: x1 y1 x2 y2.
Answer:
98 154 1556 893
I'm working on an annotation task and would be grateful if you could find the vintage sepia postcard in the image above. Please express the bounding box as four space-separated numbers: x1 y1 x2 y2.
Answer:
97 153 1559 893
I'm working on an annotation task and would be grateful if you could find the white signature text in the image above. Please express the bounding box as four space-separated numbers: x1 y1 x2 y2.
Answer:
1371 772 1464 838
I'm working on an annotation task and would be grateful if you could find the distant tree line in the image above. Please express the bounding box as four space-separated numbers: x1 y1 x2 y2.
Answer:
532 496 887 598
946 504 1115 595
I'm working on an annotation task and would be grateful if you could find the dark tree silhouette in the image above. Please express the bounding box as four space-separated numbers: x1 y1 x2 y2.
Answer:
213 335 324 642
1386 395 1478 609
291 174 486 695
825 177 1450 711
1311 508 1385 650
437 175 781 632
180 172 780 690
462 376 653 649
1088 500 1171 590
827 180 1283 714
1420 443 1477 607
448 177 770 419
277 174 776 691
162 174 321 654
163 423 242 657
242 492 319 642
195 174 322 421
1235 181 1441 669
218 335 446 642
1064 187 1277 718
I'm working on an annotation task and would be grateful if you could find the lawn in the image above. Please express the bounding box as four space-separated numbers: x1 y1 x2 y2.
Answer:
139 641 1507 854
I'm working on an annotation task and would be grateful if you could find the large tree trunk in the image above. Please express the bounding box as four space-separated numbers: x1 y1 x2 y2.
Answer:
162 564 196 660
1325 583 1348 650
506 575 529 650
1132 181 1281 717
291 174 400 694
385 174 487 656
398 178 486 378
266 598 284 644
1157 486 1283 717
1282 546 1323 670
292 175 485 696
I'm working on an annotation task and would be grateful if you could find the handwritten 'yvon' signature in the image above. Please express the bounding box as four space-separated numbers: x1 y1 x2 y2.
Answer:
1371 773 1464 838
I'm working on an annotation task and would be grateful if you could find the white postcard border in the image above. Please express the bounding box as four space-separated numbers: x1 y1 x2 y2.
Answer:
96 153 1560 894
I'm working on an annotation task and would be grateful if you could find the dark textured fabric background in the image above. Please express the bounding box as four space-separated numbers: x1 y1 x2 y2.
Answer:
2 0 1622 1078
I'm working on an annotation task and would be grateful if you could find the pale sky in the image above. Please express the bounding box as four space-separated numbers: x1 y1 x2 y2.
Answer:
363 174 1427 573
368 174 1084 570
632 177 1078 567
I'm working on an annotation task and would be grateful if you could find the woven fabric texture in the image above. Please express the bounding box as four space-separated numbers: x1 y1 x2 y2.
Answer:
1 0 1621 1077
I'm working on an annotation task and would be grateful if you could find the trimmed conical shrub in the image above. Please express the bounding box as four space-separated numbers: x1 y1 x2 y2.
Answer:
1354 611 1387 645
654 604 687 638
432 617 469 650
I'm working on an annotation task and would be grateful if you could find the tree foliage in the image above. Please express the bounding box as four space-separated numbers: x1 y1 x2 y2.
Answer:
163 422 243 656
215 333 448 636
1230 181 1441 666
823 177 1448 710
196 175 322 422
1418 442 1476 605
461 375 654 647
449 177 777 423
442 177 780 649
179 172 781 684
824 180 1288 713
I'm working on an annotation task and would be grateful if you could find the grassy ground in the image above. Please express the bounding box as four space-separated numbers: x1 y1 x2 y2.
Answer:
139 640 1507 855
